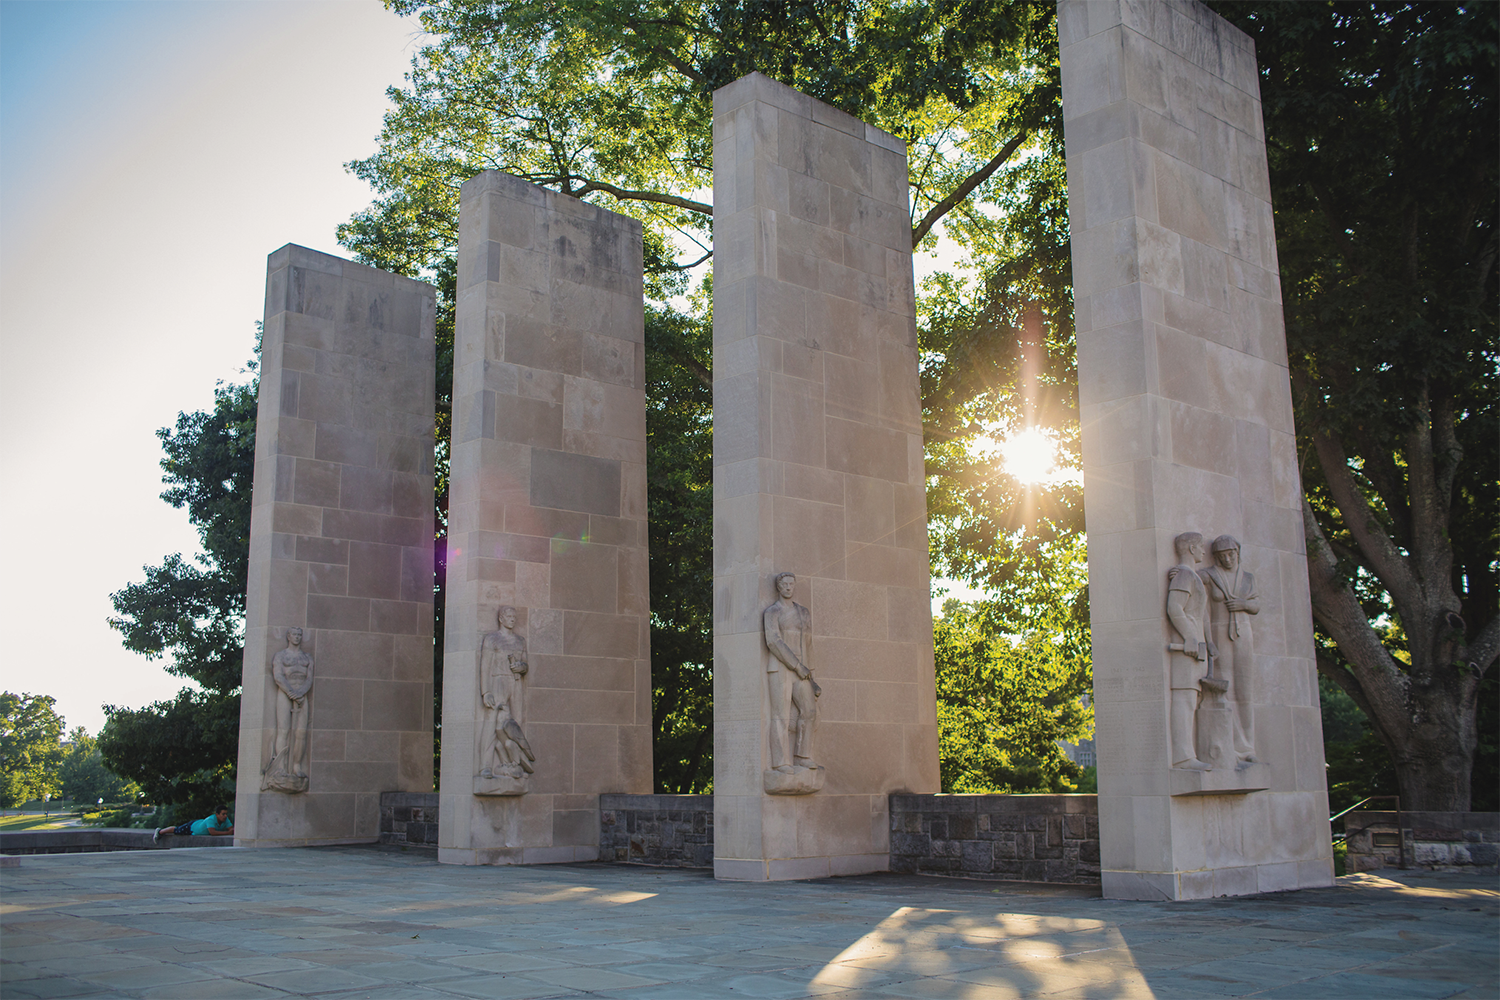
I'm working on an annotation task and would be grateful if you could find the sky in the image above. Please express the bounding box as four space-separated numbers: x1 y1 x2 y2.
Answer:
0 0 982 737
0 0 426 733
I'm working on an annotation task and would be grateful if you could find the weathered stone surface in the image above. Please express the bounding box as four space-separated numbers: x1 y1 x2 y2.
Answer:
0 830 236 855
236 245 436 847
1345 811 1500 873
440 172 652 866
1060 0 1333 899
598 794 714 867
379 791 439 849
712 72 940 882
8 851 1495 999
889 795 1101 884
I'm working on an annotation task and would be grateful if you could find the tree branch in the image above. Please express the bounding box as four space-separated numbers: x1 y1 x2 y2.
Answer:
1464 613 1500 675
674 354 713 389
618 18 708 84
1348 424 1411 549
1303 496 1412 730
572 179 712 216
910 131 1028 248
1315 649 1375 720
1309 424 1419 610
1473 231 1497 301
660 251 713 271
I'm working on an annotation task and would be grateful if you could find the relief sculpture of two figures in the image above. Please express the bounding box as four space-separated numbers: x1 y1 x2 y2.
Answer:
763 573 825 795
262 628 313 793
1167 533 1260 772
475 606 536 796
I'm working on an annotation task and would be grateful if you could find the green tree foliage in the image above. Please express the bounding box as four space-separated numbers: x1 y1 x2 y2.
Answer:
932 543 1092 793
0 693 65 809
1209 2 1498 811
645 300 713 792
340 0 1066 789
105 370 257 808
1318 674 1397 820
58 728 139 806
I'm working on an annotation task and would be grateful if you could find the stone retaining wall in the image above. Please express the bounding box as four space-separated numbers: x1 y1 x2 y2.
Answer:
0 829 236 855
1345 811 1499 873
379 792 439 850
598 794 713 868
889 794 1100 883
376 790 1101 880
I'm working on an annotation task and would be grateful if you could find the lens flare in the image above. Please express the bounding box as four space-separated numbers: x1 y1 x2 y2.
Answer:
1000 426 1057 484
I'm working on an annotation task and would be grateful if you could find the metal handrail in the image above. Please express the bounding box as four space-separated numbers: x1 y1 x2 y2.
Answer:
1329 794 1399 824
1329 795 1406 869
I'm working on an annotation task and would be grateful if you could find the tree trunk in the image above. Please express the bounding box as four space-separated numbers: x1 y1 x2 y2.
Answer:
1384 669 1479 812
1304 411 1489 813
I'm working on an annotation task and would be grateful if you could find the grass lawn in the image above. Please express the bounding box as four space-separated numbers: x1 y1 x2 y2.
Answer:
0 813 78 831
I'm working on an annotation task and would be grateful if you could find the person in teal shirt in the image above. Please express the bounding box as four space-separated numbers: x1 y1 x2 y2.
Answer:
153 805 233 843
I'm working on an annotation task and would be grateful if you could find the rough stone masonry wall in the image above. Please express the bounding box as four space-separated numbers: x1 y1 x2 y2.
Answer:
374 791 1101 877
598 794 714 868
1345 811 1499 874
890 795 1101 884
379 791 440 850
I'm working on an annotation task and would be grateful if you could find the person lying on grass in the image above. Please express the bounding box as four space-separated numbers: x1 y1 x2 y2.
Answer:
153 806 233 843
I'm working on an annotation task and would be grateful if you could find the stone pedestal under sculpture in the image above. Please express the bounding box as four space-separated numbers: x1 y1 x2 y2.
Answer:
236 244 437 847
439 172 653 865
1059 0 1333 898
711 73 940 881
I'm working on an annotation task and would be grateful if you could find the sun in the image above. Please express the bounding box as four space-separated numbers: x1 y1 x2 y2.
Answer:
999 426 1058 484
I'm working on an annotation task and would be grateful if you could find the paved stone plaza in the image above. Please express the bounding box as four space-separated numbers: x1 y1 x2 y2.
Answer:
2 848 1495 999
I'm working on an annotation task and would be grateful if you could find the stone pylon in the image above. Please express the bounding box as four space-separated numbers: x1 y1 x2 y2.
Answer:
236 244 437 846
439 172 654 865
1059 0 1333 898
711 73 940 881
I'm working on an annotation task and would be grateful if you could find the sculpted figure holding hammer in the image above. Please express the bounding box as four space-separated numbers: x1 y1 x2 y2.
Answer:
763 572 821 773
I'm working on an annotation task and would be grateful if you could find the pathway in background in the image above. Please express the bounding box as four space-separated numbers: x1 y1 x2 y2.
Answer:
1 847 1494 999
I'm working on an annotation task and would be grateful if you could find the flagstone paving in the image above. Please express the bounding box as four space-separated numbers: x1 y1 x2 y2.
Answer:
1 847 1495 998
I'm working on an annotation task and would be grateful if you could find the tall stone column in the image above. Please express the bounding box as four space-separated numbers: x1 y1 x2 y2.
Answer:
440 172 653 865
1060 0 1334 898
237 244 436 847
712 72 940 881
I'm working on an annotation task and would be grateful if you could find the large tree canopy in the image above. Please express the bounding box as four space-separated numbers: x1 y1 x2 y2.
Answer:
104 1 1491 807
104 373 256 810
0 692 65 809
1210 1 1498 811
340 0 1073 790
58 727 139 807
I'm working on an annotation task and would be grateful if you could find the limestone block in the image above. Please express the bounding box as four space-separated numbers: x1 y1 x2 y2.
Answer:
1062 0 1331 900
236 245 436 848
712 73 939 881
440 173 652 865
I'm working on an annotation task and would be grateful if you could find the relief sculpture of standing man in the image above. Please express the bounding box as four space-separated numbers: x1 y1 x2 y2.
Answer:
1200 536 1260 763
476 606 535 795
262 628 313 793
1166 534 1214 771
763 572 824 794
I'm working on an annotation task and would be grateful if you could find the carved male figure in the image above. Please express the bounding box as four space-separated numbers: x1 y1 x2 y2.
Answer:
479 606 536 779
763 572 820 772
1166 534 1214 770
263 628 313 792
1200 535 1260 762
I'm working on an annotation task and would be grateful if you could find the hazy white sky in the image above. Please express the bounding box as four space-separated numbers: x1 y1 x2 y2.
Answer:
0 0 425 733
0 0 979 736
